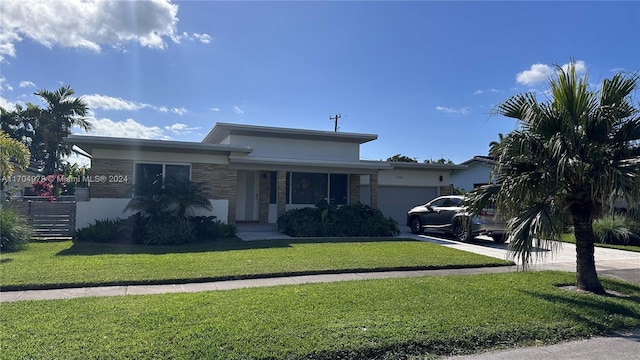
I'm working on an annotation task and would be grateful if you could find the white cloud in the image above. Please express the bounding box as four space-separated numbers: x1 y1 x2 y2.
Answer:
83 94 149 111
164 123 200 134
435 106 469 115
73 117 167 139
516 63 554 86
211 107 220 112
0 95 16 110
0 76 13 91
516 60 588 86
0 0 182 58
233 105 244 114
171 107 187 116
193 33 212 44
19 80 36 88
473 88 499 95
159 106 169 113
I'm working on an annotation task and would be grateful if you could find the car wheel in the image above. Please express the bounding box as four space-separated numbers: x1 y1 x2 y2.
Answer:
492 234 506 244
453 219 472 242
409 217 422 234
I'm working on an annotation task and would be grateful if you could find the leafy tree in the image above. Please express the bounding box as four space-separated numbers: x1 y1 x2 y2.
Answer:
423 157 454 164
488 132 511 158
386 154 417 163
469 62 640 294
0 130 30 183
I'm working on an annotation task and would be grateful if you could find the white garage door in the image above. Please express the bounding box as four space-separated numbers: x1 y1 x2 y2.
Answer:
362 186 438 224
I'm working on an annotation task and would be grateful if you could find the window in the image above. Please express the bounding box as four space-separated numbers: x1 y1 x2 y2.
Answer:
287 172 348 205
134 163 190 191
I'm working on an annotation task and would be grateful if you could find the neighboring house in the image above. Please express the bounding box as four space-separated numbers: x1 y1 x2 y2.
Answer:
66 122 465 228
451 156 497 192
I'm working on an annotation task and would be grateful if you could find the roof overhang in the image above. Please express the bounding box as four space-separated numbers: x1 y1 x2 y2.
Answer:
64 135 252 156
386 162 467 171
228 155 392 174
203 122 378 144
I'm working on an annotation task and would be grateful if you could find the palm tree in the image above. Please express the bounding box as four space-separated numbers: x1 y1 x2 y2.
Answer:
35 85 91 174
469 63 640 294
164 177 213 218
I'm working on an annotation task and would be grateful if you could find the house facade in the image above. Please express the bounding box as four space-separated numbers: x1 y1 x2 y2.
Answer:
66 122 464 228
450 156 497 192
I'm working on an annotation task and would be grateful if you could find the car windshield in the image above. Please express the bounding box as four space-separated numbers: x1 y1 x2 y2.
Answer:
429 197 462 207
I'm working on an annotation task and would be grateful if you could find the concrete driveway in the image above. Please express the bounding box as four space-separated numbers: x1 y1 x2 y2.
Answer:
399 229 640 284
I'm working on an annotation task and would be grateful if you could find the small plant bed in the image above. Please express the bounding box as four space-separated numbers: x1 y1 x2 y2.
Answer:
560 233 640 253
2 271 640 359
0 238 512 290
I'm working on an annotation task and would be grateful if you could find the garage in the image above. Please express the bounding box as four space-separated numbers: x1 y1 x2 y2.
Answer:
362 185 438 225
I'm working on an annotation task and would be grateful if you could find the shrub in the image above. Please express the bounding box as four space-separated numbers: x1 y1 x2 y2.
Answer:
277 200 400 237
0 209 32 251
593 215 640 246
142 219 196 245
74 218 122 243
189 216 237 240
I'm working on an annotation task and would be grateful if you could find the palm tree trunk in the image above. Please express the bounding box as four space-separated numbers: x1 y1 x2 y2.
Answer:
572 211 606 294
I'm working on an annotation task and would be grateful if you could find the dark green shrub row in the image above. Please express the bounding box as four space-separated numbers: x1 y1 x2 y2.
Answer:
75 218 122 243
75 215 237 245
0 209 32 251
277 201 400 237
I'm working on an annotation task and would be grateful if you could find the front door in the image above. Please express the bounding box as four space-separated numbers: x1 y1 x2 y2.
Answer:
237 171 259 221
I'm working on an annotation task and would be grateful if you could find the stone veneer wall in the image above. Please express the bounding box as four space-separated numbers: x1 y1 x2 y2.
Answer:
439 185 452 196
277 171 287 219
349 174 360 205
369 172 379 208
191 163 237 224
259 171 270 224
90 159 134 198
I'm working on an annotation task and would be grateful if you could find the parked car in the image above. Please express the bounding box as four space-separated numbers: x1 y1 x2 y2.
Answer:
406 195 506 243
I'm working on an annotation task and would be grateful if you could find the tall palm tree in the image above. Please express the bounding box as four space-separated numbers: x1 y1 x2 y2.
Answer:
469 63 640 294
35 85 91 174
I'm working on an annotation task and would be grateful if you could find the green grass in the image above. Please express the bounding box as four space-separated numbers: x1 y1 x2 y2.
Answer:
560 233 640 253
0 238 512 290
2 271 639 359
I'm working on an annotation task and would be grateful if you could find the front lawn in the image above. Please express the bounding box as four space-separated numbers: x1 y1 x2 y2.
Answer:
0 238 512 290
2 271 639 359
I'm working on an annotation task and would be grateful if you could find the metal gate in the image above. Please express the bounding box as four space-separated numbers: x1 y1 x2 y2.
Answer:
6 201 76 240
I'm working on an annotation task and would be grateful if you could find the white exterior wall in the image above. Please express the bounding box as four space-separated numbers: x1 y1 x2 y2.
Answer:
92 149 229 164
362 169 450 187
451 162 494 192
226 135 360 161
76 198 229 229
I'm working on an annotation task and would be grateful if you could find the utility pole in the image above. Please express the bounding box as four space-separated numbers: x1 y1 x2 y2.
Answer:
329 113 342 132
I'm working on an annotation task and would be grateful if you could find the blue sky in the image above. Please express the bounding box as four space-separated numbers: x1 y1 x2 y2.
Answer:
1 1 639 166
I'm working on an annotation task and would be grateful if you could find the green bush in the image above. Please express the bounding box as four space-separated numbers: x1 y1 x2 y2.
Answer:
277 200 400 237
74 218 122 243
0 209 32 251
142 219 196 245
593 215 640 246
189 216 237 240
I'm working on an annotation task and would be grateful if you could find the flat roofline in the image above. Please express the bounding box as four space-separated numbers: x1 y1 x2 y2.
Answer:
203 122 378 144
64 135 252 155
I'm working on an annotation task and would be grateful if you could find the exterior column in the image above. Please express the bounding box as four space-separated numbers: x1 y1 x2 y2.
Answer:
370 172 379 209
259 171 270 224
277 171 287 219
349 174 360 205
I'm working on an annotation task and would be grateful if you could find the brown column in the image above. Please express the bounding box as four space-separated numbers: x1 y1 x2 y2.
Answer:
370 172 379 209
277 171 287 218
259 171 270 224
349 174 361 205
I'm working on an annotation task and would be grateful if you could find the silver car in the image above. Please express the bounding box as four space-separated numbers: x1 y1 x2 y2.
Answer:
406 195 506 243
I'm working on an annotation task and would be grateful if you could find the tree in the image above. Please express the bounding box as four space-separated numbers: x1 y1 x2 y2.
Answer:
35 85 91 174
469 63 640 294
488 132 510 158
0 130 31 183
423 157 454 164
386 154 417 163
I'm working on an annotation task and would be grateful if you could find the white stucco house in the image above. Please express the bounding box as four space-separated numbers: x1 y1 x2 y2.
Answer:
450 156 497 192
66 122 466 228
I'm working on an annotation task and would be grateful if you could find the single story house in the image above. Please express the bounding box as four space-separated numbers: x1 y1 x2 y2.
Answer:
450 156 497 192
66 122 466 229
